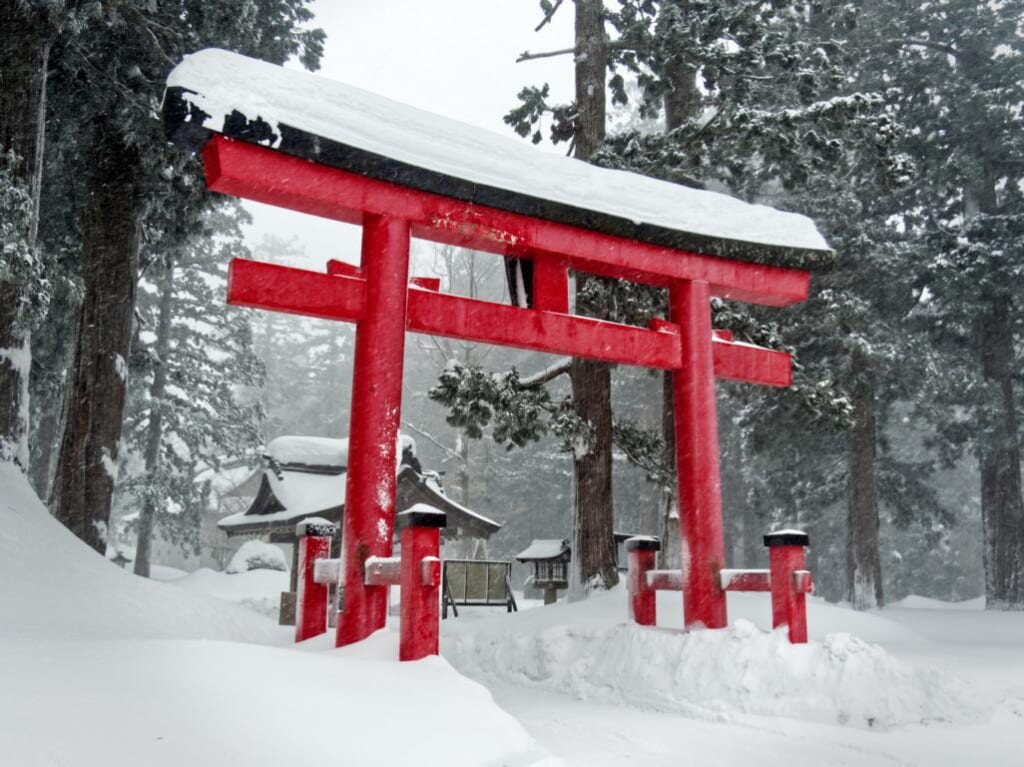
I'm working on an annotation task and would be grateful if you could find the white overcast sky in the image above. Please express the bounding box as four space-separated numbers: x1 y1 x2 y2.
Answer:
243 0 577 267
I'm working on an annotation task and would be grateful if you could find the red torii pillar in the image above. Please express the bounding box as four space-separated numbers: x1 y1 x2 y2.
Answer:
672 280 727 629
336 215 411 647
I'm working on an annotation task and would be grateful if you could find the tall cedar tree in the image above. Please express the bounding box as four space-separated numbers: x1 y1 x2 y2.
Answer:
885 0 1024 608
44 2 322 552
0 2 77 469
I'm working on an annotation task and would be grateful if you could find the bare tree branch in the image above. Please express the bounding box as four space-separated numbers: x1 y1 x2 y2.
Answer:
402 421 464 464
519 358 572 388
517 46 576 63
534 0 565 32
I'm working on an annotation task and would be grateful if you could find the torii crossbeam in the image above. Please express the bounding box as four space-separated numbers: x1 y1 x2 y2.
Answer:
164 49 830 652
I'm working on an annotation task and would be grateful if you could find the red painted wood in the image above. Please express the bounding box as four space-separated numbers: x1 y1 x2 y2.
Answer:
363 557 402 586
671 280 728 630
227 258 791 386
769 544 809 644
532 258 570 313
399 525 442 661
202 136 810 307
228 259 366 321
411 276 441 291
326 259 361 278
713 339 791 388
646 569 685 591
627 548 658 626
719 570 772 592
295 530 333 642
336 215 411 649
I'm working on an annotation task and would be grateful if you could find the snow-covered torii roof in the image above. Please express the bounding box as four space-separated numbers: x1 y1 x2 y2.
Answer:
164 48 831 269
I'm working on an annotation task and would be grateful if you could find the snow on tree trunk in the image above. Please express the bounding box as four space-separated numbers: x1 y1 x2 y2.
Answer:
978 293 1024 608
567 0 618 598
52 126 140 554
846 347 883 610
0 4 55 471
134 258 174 578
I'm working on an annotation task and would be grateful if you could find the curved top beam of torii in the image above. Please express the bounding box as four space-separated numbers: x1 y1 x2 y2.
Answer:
164 49 830 283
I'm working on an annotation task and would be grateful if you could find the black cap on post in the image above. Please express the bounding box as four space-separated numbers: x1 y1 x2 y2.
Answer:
295 519 337 538
397 505 447 529
624 535 661 552
763 530 809 548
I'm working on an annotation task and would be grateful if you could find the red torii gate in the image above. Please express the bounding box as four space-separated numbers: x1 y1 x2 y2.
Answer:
164 49 829 652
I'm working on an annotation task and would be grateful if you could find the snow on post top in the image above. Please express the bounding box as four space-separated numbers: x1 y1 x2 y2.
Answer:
165 48 831 269
516 539 571 561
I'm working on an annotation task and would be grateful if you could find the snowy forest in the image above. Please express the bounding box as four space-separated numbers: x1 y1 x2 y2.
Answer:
4 0 1023 611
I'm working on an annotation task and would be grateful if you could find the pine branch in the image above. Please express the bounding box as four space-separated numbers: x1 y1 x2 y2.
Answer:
887 38 958 56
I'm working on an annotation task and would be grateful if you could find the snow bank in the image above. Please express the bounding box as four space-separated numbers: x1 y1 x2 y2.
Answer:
444 589 985 729
226 539 288 573
0 462 280 642
169 566 290 619
0 463 560 767
0 630 560 767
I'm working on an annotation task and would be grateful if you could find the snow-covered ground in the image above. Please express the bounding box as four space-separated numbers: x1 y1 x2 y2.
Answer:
443 592 1024 767
3 460 1022 766
0 464 557 767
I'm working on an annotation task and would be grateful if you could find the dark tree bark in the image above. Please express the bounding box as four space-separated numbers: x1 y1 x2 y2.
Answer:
658 59 699 568
134 258 174 577
0 3 57 469
978 292 1024 607
52 126 140 553
30 405 59 498
964 158 1024 608
846 347 883 609
567 0 618 594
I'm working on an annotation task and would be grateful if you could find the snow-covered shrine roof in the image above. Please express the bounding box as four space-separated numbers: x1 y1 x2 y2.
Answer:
165 49 831 270
218 433 500 539
262 434 416 471
516 539 571 562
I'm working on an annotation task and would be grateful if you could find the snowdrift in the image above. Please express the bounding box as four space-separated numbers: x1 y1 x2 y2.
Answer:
444 589 986 729
0 462 280 642
0 464 559 767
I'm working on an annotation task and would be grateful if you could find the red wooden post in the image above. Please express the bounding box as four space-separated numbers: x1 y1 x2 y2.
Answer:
765 530 810 644
337 214 412 648
625 536 660 626
671 279 727 629
295 519 336 642
532 258 570 313
397 506 446 661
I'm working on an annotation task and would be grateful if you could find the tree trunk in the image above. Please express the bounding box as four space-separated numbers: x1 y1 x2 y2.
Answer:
657 59 699 568
0 4 55 469
30 404 59 499
846 347 883 609
567 0 618 596
52 126 140 553
569 357 618 592
659 370 678 568
134 258 174 577
978 293 1024 607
